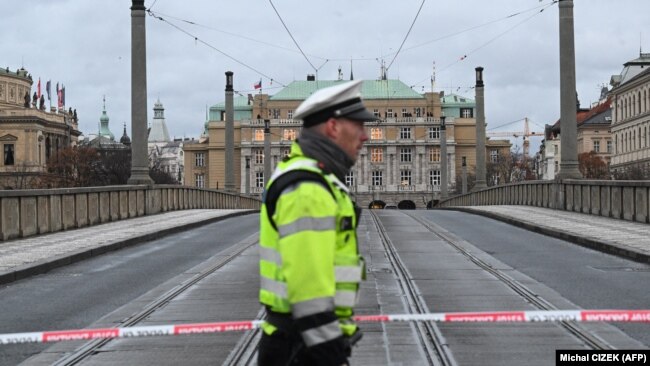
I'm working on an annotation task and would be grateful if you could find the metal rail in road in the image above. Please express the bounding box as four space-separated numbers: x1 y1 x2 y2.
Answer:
52 233 260 366
403 211 613 351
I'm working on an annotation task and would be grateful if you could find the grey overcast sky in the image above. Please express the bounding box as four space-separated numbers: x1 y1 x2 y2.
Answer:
2 0 648 151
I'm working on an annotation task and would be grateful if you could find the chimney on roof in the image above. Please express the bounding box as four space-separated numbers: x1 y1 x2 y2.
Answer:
307 74 315 81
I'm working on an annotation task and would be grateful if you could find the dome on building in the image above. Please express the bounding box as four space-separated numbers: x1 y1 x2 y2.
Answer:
99 97 115 140
120 123 131 145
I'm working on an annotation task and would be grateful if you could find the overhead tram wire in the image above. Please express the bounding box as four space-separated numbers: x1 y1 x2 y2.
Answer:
398 0 559 55
487 117 527 131
437 1 558 74
146 10 330 61
268 0 317 73
386 0 426 72
147 10 287 87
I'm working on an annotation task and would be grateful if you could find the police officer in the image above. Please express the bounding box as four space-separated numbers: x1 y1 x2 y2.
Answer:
258 80 376 366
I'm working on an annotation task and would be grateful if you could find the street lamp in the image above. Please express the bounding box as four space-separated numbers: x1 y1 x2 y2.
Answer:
264 119 271 185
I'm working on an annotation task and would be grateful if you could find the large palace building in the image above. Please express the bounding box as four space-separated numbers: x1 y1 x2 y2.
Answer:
184 77 509 208
0 67 80 189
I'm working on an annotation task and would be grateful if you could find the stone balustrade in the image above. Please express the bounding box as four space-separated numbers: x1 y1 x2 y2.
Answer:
0 185 261 241
438 180 650 224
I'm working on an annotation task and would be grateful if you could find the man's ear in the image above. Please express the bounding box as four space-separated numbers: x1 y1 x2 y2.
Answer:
323 118 339 139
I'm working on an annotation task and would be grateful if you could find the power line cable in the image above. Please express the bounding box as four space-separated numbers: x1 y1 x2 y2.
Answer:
147 10 287 87
148 0 159 11
487 117 527 131
148 10 330 61
398 1 557 55
268 0 317 72
437 1 557 74
386 0 426 71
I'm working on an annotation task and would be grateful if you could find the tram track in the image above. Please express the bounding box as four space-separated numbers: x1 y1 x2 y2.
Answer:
52 233 260 366
368 210 458 366
402 211 613 351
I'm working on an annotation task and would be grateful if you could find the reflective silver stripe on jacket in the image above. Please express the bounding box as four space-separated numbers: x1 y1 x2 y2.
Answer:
301 320 342 347
261 277 287 298
334 290 357 307
292 297 335 319
269 160 319 182
278 216 336 238
334 266 363 283
259 246 282 266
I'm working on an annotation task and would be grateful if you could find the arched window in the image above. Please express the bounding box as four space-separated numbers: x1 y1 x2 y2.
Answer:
45 137 51 162
639 92 642 114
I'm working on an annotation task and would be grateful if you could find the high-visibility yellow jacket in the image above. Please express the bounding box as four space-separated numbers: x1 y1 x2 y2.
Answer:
259 142 363 347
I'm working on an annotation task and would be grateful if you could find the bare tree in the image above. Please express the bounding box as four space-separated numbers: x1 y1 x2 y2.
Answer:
578 152 609 179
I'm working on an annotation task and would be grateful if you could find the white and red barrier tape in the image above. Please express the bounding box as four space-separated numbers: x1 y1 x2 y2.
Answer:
2 310 649 345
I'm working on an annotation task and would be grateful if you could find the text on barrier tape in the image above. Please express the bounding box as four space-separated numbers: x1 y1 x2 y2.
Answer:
1 309 649 345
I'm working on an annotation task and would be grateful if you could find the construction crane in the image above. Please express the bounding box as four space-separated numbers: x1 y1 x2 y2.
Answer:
486 117 543 159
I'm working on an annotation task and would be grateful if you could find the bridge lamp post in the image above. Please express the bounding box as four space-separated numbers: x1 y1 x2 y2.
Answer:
264 119 271 185
245 157 250 195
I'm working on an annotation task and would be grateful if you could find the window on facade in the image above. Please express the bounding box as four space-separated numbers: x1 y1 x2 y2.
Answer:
254 129 264 141
400 148 412 162
195 174 205 188
283 129 296 141
282 149 290 158
554 161 559 173
4 144 15 166
386 109 394 118
370 147 383 163
372 171 383 186
370 128 383 140
429 170 440 186
414 108 422 117
593 140 600 153
345 171 355 187
429 147 440 162
401 108 408 117
254 149 264 164
255 172 264 188
287 110 294 119
195 152 205 167
399 127 411 139
428 126 440 139
373 109 380 118
270 109 280 119
400 170 412 185
554 145 559 155
607 140 612 153
490 150 498 163
460 108 473 118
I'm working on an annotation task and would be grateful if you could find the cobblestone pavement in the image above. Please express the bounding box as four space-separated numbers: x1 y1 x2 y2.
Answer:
0 209 254 284
453 205 650 263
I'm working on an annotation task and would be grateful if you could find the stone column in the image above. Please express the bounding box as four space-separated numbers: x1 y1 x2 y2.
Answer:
473 67 487 190
557 0 582 179
461 156 468 194
245 157 250 194
264 119 271 185
225 71 235 191
440 116 448 199
128 0 153 185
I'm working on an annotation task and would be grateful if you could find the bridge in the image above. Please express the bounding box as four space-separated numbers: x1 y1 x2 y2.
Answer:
0 180 648 365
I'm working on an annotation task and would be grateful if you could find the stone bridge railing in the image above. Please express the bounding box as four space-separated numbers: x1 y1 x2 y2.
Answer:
0 185 261 241
438 180 650 224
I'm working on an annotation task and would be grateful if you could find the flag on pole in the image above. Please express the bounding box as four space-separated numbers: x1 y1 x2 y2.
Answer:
253 79 262 90
37 78 41 99
46 80 51 101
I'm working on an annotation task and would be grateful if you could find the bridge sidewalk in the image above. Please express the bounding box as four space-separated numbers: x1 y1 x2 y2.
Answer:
0 209 255 285
449 205 650 263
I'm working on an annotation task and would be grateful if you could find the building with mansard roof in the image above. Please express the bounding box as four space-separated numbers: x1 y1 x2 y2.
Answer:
184 77 510 208
146 100 185 184
0 66 81 189
609 52 650 176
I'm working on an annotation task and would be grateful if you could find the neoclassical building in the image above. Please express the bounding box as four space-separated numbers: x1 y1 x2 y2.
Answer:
184 77 509 208
147 99 185 184
0 66 80 188
609 52 650 175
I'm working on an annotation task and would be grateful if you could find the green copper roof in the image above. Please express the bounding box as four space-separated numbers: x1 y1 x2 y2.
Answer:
270 79 424 101
210 96 253 111
441 93 475 106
